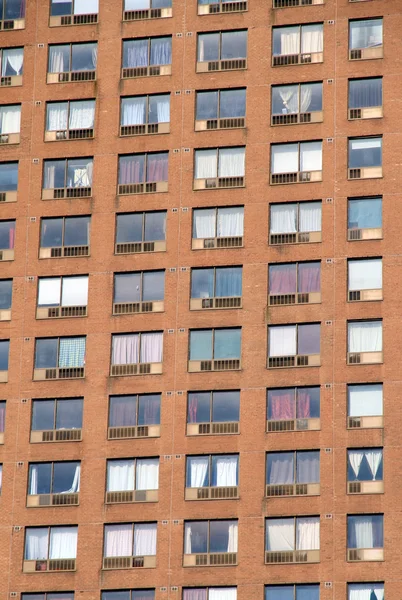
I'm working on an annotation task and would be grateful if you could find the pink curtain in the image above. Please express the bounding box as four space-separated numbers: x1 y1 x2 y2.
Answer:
296 389 311 418
112 335 139 365
183 591 207 600
298 262 320 294
146 153 168 183
9 226 15 249
119 156 144 185
269 390 295 420
0 403 5 432
110 397 136 427
269 264 296 294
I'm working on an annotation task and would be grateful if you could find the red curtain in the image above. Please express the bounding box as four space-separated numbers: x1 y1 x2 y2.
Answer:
296 389 311 418
298 262 320 294
269 264 296 294
147 153 168 183
269 390 295 420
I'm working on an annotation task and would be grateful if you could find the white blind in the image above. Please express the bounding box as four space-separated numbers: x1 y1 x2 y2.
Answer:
300 141 322 172
195 149 217 179
74 0 99 14
218 147 245 177
349 259 382 291
271 144 298 174
350 138 381 151
269 326 296 357
62 276 89 306
348 384 383 417
38 278 61 306
348 321 382 353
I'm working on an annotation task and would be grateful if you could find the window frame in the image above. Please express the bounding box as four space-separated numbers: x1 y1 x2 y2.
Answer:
348 18 383 51
122 37 172 68
28 460 81 495
118 152 169 185
37 275 89 309
184 519 238 554
115 211 167 245
120 94 171 127
0 162 18 192
111 331 164 366
108 393 161 428
106 457 159 492
197 30 247 63
194 146 245 180
103 522 157 557
268 323 321 357
24 525 78 560
347 448 383 483
187 390 240 425
186 454 239 488
31 397 84 433
347 513 384 549
34 336 86 369
272 23 323 57
42 157 93 191
268 261 321 296
0 0 25 21
190 266 243 299
113 270 165 304
271 81 323 117
192 206 244 240
265 516 320 551
40 215 91 249
270 141 323 175
47 42 98 75
265 584 320 600
347 136 383 170
0 47 24 77
195 88 246 121
45 99 96 133
50 0 99 17
189 327 242 361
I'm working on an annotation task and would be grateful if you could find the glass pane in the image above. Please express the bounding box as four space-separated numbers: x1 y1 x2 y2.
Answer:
121 97 146 126
109 395 137 427
32 400 55 431
220 89 246 118
191 269 214 298
214 329 241 359
144 212 166 241
187 392 211 423
297 324 320 355
347 449 383 482
221 31 247 59
116 213 143 243
297 262 320 294
0 280 12 309
29 463 52 494
53 461 79 493
347 514 383 548
209 520 235 552
349 78 382 109
0 162 18 191
0 340 8 370
296 451 320 483
148 94 170 124
0 220 14 249
2 48 24 76
189 330 213 360
150 37 171 65
296 585 319 600
51 0 72 16
138 394 161 425
102 592 130 600
40 218 63 247
267 453 294 485
212 391 240 422
66 158 93 188
198 33 219 61
142 271 164 301
132 592 155 600
211 455 238 486
114 273 141 303
296 387 320 418
196 91 218 120
302 82 322 112
43 160 66 189
146 152 168 182
267 388 296 420
186 456 209 487
350 19 383 50
266 586 294 600
48 45 70 73
269 264 297 295
300 141 322 172
46 102 68 131
119 155 145 184
193 208 216 238
35 339 58 369
123 39 149 68
185 522 208 553
271 144 298 173
348 197 382 229
71 43 97 71
64 216 90 246
273 26 300 56
272 85 299 115
215 267 242 297
349 138 382 168
56 399 83 429
5 0 24 18
348 384 383 417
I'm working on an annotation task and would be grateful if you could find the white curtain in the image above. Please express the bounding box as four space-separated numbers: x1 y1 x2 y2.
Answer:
112 334 139 365
121 97 146 126
353 517 374 548
296 517 319 550
268 453 294 485
184 524 192 553
140 332 163 363
209 589 237 600
25 528 49 560
74 0 99 14
300 84 313 112
107 460 135 491
0 465 2 494
300 142 322 172
271 144 298 173
133 523 157 556
156 96 170 122
348 451 364 479
188 457 209 487
217 207 244 236
270 204 297 234
2 48 24 75
193 210 215 238
349 384 383 417
69 100 95 129
296 452 320 483
348 321 382 353
349 259 382 291
278 86 299 113
269 326 296 357
227 523 238 552
218 148 245 178
47 103 68 131
351 138 382 152
195 149 217 179
136 458 159 490
349 584 384 600
49 527 77 559
0 105 20 134
301 25 323 54
215 456 237 486
48 47 65 73
61 465 80 493
279 27 300 55
38 278 60 306
62 276 89 306
266 519 294 551
299 202 322 232
104 524 132 557
125 0 150 8
365 450 382 480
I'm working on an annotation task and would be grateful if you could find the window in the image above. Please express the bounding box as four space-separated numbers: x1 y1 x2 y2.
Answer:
0 47 23 84
347 448 383 494
23 594 74 600
120 95 170 135
106 458 159 502
271 83 323 125
268 262 320 305
188 328 241 372
48 43 97 82
348 137 382 179
24 526 78 571
184 589 236 600
272 24 323 65
118 153 168 194
103 591 155 600
348 258 382 301
122 37 172 77
45 100 95 140
185 454 239 499
349 19 383 59
42 158 93 198
31 397 83 442
271 142 322 184
270 201 321 245
192 206 244 249
184 520 238 565
266 585 319 600
197 30 247 71
348 197 382 241
0 0 25 23
115 211 166 254
265 517 320 563
0 162 18 195
190 267 242 309
0 401 5 441
268 323 320 367
34 337 86 379
0 220 15 259
266 451 320 495
348 384 383 429
28 461 81 504
103 522 157 568
0 104 20 143
110 332 163 375
108 394 161 438
195 89 246 129
0 279 12 311
348 78 382 119
123 0 172 18
39 216 90 258
0 340 9 380
37 276 89 318
267 386 320 431
113 271 164 314
187 390 240 435
49 0 99 22
347 514 383 561
348 584 383 600
194 147 245 189
347 320 382 364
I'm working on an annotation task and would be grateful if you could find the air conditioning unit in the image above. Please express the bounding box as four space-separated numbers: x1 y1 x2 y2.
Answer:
0 249 14 261
190 296 242 310
188 359 241 372
348 167 382 180
348 106 383 120
348 289 382 302
196 59 247 73
193 176 244 190
349 46 383 61
0 309 11 321
347 227 382 241
27 492 79 507
113 300 164 315
110 362 163 377
33 367 85 381
118 181 168 195
30 428 82 443
347 351 383 365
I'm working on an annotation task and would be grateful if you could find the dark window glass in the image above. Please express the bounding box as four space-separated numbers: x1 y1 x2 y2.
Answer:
32 400 55 431
116 213 143 243
52 461 79 493
71 43 97 71
64 216 90 246
56 399 83 429
0 163 18 191
0 220 15 249
349 138 382 169
0 280 12 309
298 324 320 355
219 89 246 118
144 212 166 240
348 197 382 230
349 78 382 109
4 0 25 19
34 338 58 369
40 218 63 247
209 520 235 552
29 462 51 494
221 31 247 59
0 340 9 370
50 0 73 16
347 514 383 548
196 91 218 120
